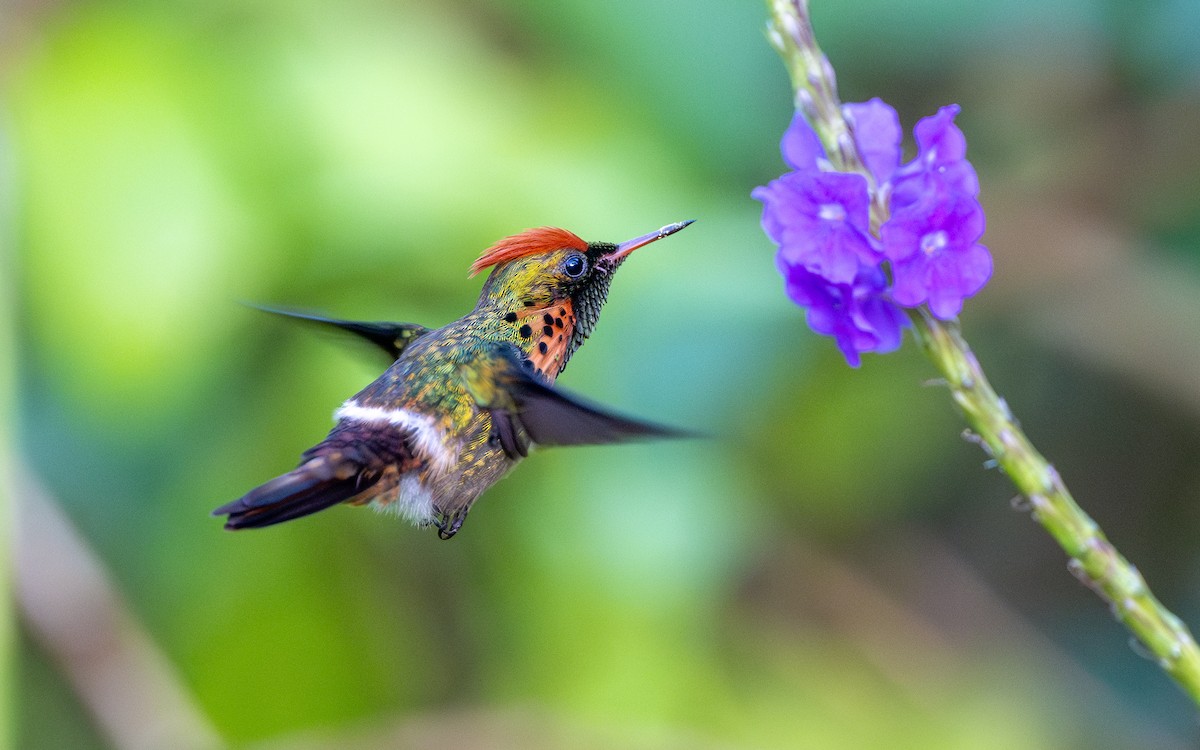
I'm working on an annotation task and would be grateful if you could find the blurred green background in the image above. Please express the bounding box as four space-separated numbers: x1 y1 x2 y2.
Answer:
5 0 1200 747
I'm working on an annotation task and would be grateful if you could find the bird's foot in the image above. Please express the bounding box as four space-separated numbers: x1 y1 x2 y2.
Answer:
432 509 468 540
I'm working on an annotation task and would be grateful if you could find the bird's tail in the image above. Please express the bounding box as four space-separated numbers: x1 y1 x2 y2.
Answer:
213 422 413 530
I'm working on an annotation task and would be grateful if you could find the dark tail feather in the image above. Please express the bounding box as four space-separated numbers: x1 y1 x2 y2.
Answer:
214 459 379 530
216 420 416 530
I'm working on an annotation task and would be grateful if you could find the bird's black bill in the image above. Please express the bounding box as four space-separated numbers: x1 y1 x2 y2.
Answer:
611 219 695 261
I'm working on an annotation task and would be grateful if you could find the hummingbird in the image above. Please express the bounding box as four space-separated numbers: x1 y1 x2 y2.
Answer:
213 220 694 539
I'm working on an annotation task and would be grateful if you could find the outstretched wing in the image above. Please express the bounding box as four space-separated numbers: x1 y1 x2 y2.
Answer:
249 304 430 361
460 343 693 459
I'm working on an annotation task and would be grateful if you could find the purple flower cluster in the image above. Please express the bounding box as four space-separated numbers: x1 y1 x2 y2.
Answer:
753 100 991 366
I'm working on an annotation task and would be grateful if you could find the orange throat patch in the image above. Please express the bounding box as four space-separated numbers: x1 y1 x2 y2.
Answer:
520 300 577 381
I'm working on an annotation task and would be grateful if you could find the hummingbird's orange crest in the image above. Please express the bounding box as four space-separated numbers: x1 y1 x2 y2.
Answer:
469 227 587 277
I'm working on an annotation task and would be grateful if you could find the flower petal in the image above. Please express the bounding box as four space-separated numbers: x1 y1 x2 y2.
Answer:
781 263 906 367
844 98 901 186
758 171 878 285
914 104 966 164
781 112 825 171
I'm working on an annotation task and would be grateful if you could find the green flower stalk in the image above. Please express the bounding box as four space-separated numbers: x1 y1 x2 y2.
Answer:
760 0 1200 706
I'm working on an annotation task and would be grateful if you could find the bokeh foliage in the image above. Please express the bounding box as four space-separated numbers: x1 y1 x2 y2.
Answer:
6 0 1200 747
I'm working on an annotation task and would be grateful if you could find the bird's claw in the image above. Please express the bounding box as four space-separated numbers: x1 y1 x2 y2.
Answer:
433 509 468 540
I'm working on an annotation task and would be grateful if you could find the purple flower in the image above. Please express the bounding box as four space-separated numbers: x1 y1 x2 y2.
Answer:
755 99 993 363
779 260 907 367
753 170 879 285
881 106 992 319
891 105 979 207
882 183 991 318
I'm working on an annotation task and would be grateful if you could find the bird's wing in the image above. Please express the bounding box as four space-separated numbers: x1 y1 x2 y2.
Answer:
248 304 430 361
459 343 693 459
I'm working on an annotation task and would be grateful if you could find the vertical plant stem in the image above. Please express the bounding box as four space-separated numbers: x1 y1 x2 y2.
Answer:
913 313 1200 703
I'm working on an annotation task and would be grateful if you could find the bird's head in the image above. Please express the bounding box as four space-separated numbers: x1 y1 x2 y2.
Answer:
469 221 693 375
470 221 694 314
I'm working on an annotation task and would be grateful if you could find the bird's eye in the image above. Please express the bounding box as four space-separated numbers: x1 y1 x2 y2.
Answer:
563 254 587 278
